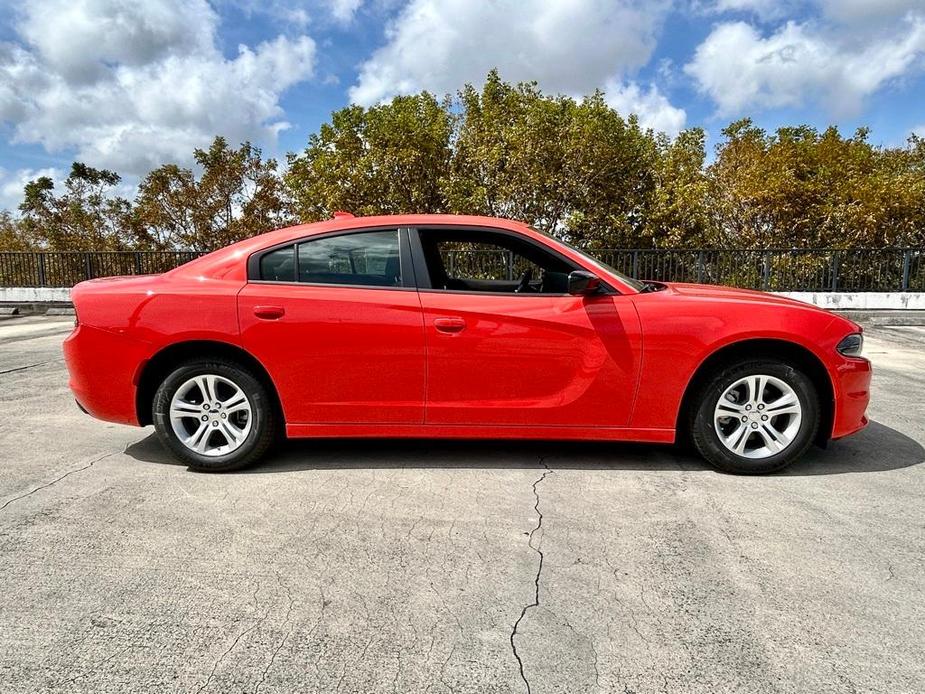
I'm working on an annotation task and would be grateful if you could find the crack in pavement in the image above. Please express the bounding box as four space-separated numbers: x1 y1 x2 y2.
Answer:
0 360 58 375
0 448 122 512
253 571 296 694
195 581 269 694
510 458 553 694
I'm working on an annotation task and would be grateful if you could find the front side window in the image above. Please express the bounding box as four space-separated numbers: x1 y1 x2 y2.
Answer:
297 230 401 287
418 229 578 294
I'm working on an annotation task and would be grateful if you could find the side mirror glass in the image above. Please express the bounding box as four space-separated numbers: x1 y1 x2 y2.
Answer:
568 270 601 296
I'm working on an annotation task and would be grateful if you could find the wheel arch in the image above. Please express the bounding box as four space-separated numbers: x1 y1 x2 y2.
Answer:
135 340 284 428
676 338 835 447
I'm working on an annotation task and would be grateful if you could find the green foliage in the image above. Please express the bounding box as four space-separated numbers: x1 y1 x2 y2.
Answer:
707 119 925 248
135 137 295 251
285 93 453 220
445 73 660 248
1 74 924 252
17 163 140 250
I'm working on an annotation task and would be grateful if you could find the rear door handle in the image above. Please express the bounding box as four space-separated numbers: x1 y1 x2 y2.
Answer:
253 305 285 320
434 317 466 334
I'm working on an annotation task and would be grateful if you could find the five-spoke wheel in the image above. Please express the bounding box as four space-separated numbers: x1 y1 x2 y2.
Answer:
169 374 253 457
153 359 276 472
692 359 819 474
713 374 802 459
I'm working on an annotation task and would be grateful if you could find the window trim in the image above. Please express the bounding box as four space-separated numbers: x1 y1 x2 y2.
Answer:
407 225 616 296
247 226 415 291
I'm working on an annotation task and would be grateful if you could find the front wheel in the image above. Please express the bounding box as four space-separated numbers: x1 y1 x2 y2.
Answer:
152 359 276 472
690 359 819 474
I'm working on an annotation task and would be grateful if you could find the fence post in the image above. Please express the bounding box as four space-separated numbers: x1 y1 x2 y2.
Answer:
697 250 704 284
632 250 639 279
506 250 513 280
830 251 839 292
901 250 911 291
84 252 93 281
762 251 770 290
37 253 47 287
134 252 142 275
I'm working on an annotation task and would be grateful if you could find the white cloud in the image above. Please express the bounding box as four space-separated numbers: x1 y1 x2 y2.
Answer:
0 167 63 211
703 0 923 23
329 0 363 24
817 0 925 24
604 81 686 135
0 0 317 175
705 0 799 21
684 16 925 117
350 0 672 105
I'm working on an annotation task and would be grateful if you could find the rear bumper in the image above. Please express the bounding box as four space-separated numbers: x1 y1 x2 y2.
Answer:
830 356 872 439
63 324 151 426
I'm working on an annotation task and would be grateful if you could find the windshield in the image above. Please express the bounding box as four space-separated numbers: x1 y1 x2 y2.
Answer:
531 228 647 292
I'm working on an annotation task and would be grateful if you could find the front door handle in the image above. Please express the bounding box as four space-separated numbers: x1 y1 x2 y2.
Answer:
253 305 285 320
434 317 466 334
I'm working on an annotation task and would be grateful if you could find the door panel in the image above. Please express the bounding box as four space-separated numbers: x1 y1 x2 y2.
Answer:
419 292 642 426
238 284 426 424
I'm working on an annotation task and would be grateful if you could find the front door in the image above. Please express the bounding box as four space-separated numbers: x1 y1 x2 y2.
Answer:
412 227 642 427
238 228 426 425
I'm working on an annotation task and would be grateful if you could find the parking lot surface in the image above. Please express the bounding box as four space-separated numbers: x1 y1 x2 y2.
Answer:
0 316 923 693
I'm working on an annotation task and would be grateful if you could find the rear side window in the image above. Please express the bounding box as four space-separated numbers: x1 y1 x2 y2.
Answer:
259 245 295 282
296 230 401 287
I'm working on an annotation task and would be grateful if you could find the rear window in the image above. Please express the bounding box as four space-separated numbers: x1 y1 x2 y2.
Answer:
296 230 401 287
259 245 295 282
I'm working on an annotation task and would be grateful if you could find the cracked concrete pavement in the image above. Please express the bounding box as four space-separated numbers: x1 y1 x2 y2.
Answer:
0 316 923 693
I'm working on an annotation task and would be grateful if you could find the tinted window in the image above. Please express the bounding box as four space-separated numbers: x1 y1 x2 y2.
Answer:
297 230 401 287
260 245 295 282
418 229 576 294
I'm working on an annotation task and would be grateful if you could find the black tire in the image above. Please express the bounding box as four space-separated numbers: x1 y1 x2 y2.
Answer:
152 359 277 472
690 359 819 474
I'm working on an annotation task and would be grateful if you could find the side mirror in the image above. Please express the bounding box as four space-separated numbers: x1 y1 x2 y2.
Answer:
567 270 601 296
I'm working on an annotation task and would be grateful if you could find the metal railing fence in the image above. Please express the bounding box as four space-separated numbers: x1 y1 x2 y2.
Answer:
0 248 922 292
0 251 203 288
443 248 924 292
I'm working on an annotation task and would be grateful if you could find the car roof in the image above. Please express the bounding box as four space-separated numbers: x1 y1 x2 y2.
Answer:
172 214 534 281
169 213 638 294
268 214 532 241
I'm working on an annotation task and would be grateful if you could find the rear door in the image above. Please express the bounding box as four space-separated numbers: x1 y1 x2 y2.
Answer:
237 228 426 425
411 227 642 427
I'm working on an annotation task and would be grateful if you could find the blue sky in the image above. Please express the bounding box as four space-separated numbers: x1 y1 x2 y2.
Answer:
1 0 924 209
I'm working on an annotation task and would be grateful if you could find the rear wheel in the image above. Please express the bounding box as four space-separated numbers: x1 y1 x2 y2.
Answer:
690 359 819 474
152 359 276 472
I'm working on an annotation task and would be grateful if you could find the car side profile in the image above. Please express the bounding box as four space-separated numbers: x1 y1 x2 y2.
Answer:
64 214 871 474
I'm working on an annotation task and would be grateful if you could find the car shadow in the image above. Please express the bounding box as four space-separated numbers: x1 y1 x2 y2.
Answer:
124 420 923 477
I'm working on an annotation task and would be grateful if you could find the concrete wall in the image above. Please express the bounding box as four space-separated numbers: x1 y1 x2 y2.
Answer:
0 287 71 302
773 292 925 310
2 286 924 310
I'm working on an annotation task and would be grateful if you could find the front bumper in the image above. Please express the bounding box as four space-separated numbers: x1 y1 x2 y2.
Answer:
830 355 872 439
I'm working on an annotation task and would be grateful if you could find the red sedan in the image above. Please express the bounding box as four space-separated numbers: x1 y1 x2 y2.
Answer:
64 214 871 474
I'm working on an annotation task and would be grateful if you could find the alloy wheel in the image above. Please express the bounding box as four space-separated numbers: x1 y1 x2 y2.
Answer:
169 374 253 457
713 374 803 459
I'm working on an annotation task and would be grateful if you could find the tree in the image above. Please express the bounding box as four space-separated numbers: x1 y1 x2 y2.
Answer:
134 137 294 250
285 93 453 221
647 128 714 247
707 120 925 248
445 72 661 247
0 211 31 251
18 163 139 250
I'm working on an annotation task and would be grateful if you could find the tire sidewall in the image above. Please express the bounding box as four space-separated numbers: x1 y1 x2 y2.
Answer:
152 360 271 472
693 360 819 474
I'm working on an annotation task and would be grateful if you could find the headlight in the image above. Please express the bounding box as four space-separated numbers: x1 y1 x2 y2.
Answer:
836 333 863 357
